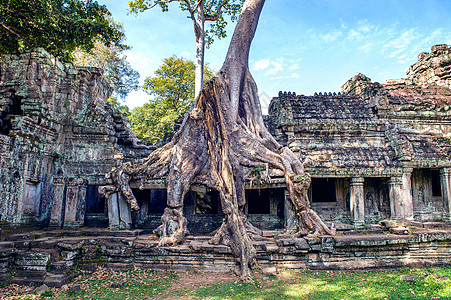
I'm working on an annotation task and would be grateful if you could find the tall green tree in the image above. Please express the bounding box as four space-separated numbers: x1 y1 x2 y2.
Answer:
128 0 244 98
128 56 214 144
73 42 140 99
0 0 126 60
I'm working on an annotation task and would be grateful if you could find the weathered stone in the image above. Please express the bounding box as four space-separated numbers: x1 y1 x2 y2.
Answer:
262 267 277 275
15 252 51 271
400 275 419 282
34 284 50 294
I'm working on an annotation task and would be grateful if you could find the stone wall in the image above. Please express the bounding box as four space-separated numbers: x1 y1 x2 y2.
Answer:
268 44 451 227
0 48 152 227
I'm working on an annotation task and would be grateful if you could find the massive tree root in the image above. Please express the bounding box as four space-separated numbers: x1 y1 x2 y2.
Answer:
100 0 333 280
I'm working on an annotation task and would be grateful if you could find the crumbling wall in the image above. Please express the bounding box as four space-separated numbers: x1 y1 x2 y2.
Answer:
407 44 451 89
0 48 151 227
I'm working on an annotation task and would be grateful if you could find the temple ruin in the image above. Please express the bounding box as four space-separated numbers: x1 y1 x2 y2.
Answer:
2 45 451 232
1 45 451 286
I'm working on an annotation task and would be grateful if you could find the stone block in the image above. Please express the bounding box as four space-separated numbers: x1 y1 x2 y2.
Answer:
263 243 279 252
44 274 69 288
293 238 309 250
57 240 84 251
15 252 51 271
60 250 78 261
277 238 295 247
389 227 409 235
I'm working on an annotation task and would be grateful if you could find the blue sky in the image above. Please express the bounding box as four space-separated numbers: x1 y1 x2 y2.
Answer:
97 0 451 114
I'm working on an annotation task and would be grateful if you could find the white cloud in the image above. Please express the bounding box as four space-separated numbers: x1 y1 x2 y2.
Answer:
252 58 271 71
288 63 299 71
291 73 300 79
358 42 373 53
124 90 150 109
320 30 342 43
266 61 283 75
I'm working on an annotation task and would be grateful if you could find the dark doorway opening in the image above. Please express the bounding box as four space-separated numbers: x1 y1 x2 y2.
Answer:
85 185 105 214
131 189 167 214
431 170 442 197
195 190 219 215
311 178 336 203
84 185 107 227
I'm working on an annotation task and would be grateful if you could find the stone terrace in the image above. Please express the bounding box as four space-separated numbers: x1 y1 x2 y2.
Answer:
2 223 451 287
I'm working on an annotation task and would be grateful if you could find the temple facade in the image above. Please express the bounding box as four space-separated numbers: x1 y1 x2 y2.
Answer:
1 45 451 232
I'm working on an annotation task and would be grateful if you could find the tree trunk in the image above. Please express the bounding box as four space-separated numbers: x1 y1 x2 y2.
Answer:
194 1 205 99
100 0 333 281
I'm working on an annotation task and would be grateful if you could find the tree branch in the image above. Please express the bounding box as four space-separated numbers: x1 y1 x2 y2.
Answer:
0 23 33 48
182 0 195 19
204 0 231 21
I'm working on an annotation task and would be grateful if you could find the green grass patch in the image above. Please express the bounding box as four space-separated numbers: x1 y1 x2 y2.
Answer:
195 267 451 300
59 268 178 300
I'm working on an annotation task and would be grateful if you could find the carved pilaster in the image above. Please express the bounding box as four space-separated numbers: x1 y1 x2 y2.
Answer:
389 177 404 220
49 177 67 228
350 177 365 228
402 169 414 220
440 168 451 220
63 177 87 229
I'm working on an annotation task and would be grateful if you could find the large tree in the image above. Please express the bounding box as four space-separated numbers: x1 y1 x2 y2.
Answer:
128 0 245 98
129 56 214 144
101 0 333 280
0 0 126 60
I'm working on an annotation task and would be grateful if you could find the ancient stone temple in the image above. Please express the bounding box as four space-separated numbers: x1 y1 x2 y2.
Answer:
1 45 451 233
268 44 451 229
0 48 152 229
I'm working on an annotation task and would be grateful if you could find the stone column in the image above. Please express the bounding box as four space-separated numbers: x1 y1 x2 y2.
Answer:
284 189 297 231
108 193 120 229
63 178 87 229
389 177 404 220
402 169 414 220
49 177 66 228
440 168 451 220
107 193 132 229
389 170 414 221
350 177 365 228
118 193 132 229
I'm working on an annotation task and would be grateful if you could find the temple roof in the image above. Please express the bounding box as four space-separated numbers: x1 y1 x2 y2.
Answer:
269 91 375 121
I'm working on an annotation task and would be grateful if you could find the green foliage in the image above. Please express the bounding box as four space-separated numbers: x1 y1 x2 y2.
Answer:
73 42 140 99
128 0 245 48
129 56 214 144
0 0 127 60
108 97 130 116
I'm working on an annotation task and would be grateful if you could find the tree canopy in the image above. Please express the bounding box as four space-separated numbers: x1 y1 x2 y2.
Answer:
128 0 245 97
128 56 214 144
0 0 127 60
128 0 245 47
73 42 140 99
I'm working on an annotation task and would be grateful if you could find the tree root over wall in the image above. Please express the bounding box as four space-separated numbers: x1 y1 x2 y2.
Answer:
100 0 333 281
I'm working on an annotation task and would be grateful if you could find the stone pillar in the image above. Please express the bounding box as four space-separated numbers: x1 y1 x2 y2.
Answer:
63 178 87 229
389 171 414 221
118 193 132 229
107 192 132 229
49 177 66 228
389 177 404 220
440 168 451 220
108 193 120 229
402 169 414 220
284 189 297 231
350 177 365 228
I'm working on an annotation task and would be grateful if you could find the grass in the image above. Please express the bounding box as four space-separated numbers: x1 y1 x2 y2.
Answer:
3 267 451 299
58 268 178 299
195 268 451 300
